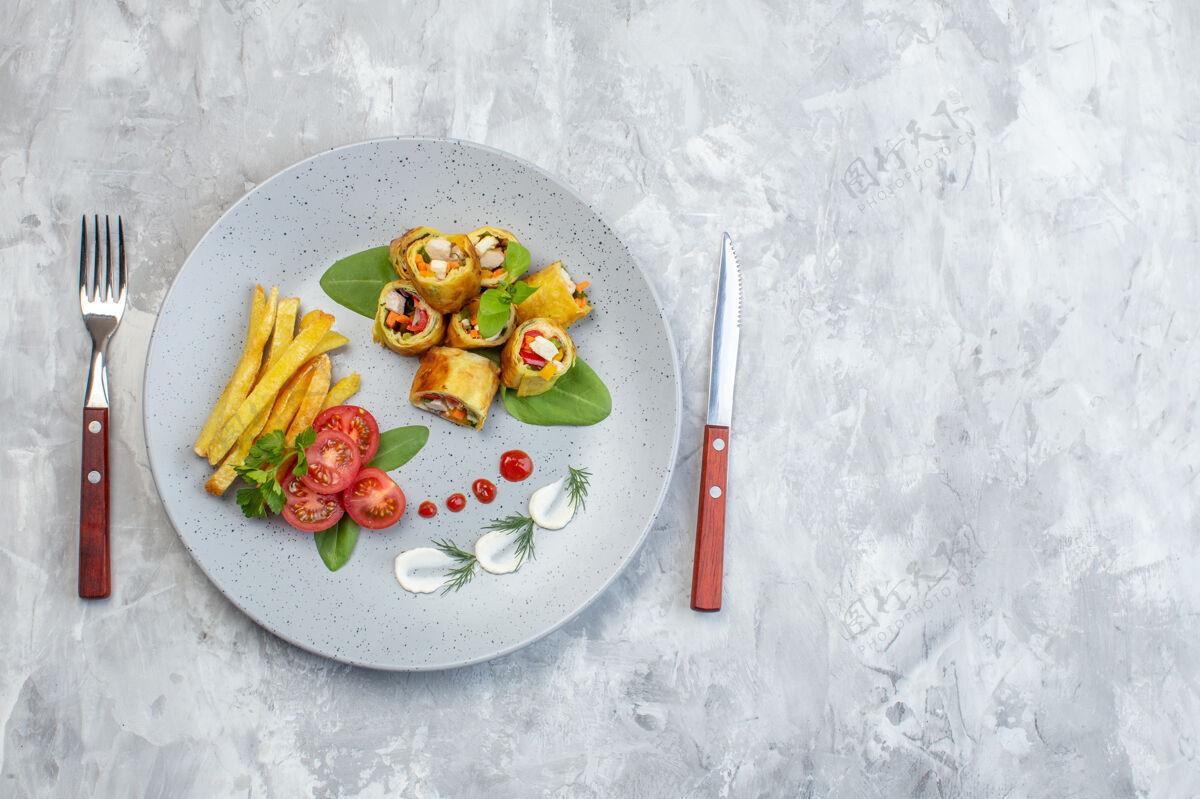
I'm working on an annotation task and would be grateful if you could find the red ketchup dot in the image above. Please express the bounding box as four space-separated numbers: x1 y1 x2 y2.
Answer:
499 450 534 482
418 501 437 518
473 479 497 503
446 493 467 512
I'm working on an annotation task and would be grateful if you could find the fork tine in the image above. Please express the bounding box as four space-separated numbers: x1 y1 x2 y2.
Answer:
79 215 89 302
117 216 127 303
104 216 113 302
92 214 101 302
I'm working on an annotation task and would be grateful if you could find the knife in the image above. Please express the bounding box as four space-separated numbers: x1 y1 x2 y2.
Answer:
690 233 741 612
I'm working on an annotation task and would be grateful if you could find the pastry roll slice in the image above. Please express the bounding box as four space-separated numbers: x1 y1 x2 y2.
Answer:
410 347 501 431
389 227 442 281
500 318 577 397
513 261 592 329
445 297 517 349
372 280 445 356
468 226 521 289
406 233 481 313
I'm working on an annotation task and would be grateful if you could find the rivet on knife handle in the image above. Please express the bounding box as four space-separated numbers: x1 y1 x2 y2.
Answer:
691 424 729 611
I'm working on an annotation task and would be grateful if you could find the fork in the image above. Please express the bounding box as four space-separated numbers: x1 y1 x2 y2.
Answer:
78 215 126 599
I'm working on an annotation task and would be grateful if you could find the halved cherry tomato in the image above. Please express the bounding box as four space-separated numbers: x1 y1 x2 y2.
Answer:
299 430 361 495
313 405 380 464
341 467 406 529
278 461 345 532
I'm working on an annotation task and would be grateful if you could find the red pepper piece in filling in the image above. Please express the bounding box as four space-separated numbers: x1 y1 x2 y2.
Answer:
407 306 428 333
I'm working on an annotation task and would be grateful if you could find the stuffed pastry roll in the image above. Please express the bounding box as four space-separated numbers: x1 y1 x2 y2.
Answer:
372 280 445 356
445 297 517 349
405 233 481 313
409 347 501 431
500 318 577 397
513 261 592 329
389 227 442 281
468 226 521 289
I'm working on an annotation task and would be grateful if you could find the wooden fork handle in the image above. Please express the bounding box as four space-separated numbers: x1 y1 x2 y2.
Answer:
691 424 729 612
80 407 111 599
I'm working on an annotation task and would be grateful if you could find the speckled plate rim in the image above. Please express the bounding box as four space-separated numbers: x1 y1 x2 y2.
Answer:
143 136 682 670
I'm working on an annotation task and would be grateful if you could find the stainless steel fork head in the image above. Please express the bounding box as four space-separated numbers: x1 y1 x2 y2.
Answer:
79 215 127 408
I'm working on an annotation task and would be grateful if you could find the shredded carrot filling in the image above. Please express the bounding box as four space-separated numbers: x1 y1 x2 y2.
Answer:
575 281 590 292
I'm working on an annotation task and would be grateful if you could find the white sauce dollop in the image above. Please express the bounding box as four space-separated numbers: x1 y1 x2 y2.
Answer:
528 476 576 530
393 547 454 594
474 530 523 574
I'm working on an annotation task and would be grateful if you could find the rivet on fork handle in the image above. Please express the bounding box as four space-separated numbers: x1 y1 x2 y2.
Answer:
80 407 111 598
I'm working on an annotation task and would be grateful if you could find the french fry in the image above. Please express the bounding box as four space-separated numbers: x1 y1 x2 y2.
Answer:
265 297 300 372
207 312 335 464
204 357 328 496
320 374 361 411
265 359 319 435
300 309 323 328
204 407 270 496
310 330 350 360
194 285 278 456
286 354 332 444
203 314 320 496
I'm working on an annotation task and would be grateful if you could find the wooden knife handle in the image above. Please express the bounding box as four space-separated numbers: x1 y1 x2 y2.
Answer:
79 407 111 599
691 424 729 612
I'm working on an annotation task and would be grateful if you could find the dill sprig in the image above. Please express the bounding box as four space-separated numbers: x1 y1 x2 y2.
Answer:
566 465 591 512
434 538 478 594
484 513 537 568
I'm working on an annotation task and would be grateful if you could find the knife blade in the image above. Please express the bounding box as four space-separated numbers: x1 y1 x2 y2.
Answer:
690 233 741 612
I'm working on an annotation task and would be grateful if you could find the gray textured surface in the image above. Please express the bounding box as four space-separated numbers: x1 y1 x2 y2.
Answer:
3 0 1199 796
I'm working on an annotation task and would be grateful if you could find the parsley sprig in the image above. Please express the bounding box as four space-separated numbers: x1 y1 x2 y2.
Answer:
476 242 538 338
233 428 315 518
435 538 478 594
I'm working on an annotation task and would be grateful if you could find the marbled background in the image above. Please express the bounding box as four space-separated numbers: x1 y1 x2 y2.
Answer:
4 0 1199 796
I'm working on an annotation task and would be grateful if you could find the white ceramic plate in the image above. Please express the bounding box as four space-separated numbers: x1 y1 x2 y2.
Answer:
143 138 681 670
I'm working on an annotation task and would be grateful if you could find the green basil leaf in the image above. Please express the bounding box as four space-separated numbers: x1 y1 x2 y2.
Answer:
501 358 612 426
502 241 532 281
319 246 393 319
315 516 359 572
474 347 502 365
368 425 430 471
476 288 512 340
508 282 538 305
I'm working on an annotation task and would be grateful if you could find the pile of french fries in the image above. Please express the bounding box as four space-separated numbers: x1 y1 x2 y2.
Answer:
196 285 360 496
